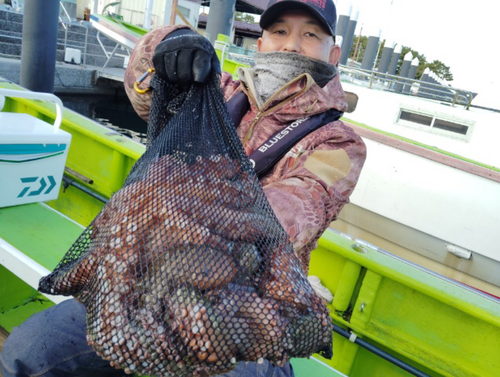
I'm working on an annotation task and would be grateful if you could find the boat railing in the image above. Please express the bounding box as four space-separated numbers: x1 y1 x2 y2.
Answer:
0 6 89 66
58 1 73 26
339 65 474 110
60 22 90 66
59 1 89 66
209 48 473 110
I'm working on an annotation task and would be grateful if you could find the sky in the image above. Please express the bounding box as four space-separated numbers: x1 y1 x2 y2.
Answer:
335 0 500 105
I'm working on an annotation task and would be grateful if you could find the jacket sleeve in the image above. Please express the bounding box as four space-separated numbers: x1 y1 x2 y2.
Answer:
261 120 367 273
124 27 240 121
221 71 241 100
124 25 192 121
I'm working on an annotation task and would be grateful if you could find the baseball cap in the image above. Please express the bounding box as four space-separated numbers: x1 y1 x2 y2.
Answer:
259 0 337 36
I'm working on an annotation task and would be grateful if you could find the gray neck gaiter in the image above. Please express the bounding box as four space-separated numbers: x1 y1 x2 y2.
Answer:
241 51 337 108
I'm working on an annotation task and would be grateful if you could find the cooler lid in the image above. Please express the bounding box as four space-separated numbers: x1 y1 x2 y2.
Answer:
0 113 71 143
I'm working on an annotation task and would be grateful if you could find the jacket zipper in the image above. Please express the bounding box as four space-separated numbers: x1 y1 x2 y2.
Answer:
240 73 314 147
243 111 262 146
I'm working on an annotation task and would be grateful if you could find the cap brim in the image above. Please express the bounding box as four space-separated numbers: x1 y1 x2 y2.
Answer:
259 2 334 36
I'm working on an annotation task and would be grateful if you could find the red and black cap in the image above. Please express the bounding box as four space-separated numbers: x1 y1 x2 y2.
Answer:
259 0 337 36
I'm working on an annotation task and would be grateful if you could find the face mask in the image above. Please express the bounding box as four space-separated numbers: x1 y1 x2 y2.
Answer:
242 51 337 108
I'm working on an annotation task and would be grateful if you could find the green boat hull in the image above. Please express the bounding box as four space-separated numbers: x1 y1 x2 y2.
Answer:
1 82 499 377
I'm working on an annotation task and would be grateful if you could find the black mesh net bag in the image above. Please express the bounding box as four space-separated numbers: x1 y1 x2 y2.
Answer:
39 72 333 376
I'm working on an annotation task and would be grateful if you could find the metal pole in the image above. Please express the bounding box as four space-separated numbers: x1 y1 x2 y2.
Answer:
337 14 350 41
205 0 236 44
378 39 395 73
331 324 430 377
419 67 430 97
143 0 154 30
336 1 352 40
339 9 358 66
20 0 60 93
361 30 381 71
170 0 178 25
403 57 419 93
394 51 412 93
373 38 383 70
83 26 88 66
387 44 402 75
62 177 109 204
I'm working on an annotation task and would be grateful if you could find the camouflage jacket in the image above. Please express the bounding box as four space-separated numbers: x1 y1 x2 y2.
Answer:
124 25 367 273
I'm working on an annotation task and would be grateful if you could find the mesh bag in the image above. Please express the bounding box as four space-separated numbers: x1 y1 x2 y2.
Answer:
39 73 333 376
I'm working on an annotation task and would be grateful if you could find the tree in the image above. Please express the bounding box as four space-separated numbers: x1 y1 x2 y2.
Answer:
426 60 454 81
395 47 453 82
234 12 256 24
395 46 415 75
414 52 427 79
349 35 367 64
344 33 454 82
396 46 453 81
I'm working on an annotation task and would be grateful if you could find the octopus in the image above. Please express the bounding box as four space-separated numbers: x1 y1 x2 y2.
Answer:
39 154 333 376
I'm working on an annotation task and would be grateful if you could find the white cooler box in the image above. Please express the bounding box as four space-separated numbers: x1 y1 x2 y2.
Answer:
0 89 71 208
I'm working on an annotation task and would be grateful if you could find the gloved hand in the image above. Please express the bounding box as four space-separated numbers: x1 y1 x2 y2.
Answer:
152 28 221 84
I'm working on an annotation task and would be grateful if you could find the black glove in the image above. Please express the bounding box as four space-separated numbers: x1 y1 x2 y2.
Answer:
152 29 221 84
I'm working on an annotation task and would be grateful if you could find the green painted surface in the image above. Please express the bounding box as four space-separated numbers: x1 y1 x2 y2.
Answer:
331 260 361 312
100 14 148 37
2 82 500 376
0 265 55 332
309 229 500 377
214 35 250 79
348 345 415 377
1 81 145 226
291 357 346 376
0 203 83 270
317 231 500 326
92 14 149 38
0 264 38 312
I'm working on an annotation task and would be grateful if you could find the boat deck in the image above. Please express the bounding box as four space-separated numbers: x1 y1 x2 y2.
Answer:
0 327 344 377
0 327 7 377
0 202 346 377
0 202 80 334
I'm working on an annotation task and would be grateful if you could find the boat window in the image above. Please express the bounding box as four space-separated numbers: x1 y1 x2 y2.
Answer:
397 106 474 141
400 111 432 126
433 119 468 135
178 5 191 18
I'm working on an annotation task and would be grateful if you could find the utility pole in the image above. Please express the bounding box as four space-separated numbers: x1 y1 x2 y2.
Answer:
351 24 362 66
373 38 383 70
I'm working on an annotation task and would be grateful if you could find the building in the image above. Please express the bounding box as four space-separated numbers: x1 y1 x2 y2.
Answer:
197 13 261 52
68 0 266 53
76 0 201 30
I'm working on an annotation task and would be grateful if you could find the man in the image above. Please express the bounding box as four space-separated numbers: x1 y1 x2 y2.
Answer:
125 0 366 273
0 0 366 376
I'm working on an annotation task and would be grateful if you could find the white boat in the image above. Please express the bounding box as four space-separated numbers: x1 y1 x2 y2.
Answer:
332 69 500 297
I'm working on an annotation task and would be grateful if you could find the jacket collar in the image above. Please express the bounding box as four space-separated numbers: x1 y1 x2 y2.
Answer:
237 67 348 118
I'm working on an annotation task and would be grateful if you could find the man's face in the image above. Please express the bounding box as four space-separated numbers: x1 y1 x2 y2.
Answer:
257 10 340 64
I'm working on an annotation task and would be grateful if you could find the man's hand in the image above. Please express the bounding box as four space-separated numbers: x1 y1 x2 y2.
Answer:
152 29 221 84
